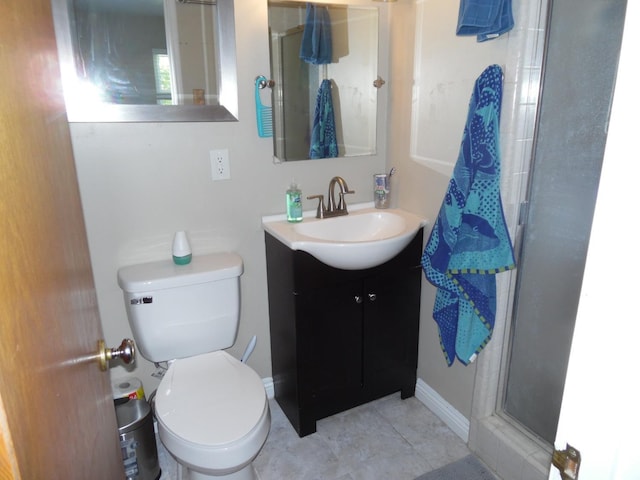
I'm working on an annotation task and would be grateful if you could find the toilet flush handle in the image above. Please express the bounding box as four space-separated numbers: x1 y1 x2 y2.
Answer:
97 338 136 371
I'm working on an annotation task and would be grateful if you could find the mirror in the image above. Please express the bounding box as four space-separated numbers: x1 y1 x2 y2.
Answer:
52 0 238 122
268 1 379 161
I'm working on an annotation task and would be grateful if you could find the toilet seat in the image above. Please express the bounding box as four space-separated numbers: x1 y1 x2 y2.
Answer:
155 350 267 447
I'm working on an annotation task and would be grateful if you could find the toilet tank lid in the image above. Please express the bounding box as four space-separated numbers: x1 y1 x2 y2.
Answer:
117 252 243 293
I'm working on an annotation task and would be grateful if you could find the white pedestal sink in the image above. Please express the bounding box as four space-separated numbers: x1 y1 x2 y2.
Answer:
262 203 427 270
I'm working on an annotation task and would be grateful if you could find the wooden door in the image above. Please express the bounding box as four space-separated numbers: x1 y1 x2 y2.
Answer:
0 1 124 479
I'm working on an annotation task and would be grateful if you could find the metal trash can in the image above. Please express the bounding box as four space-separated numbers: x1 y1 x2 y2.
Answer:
115 398 161 480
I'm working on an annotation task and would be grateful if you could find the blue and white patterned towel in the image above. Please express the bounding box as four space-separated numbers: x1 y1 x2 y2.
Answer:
422 64 516 366
309 79 338 159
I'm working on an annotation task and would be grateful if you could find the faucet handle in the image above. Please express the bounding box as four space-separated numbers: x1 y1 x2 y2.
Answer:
307 194 325 218
337 189 355 210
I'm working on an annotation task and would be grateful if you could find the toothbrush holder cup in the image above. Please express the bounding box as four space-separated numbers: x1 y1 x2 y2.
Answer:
373 174 390 209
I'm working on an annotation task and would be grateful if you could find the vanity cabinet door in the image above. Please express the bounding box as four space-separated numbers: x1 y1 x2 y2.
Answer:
362 267 421 400
296 280 364 420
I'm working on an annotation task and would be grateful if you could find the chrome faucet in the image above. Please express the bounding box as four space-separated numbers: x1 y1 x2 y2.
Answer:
307 176 355 219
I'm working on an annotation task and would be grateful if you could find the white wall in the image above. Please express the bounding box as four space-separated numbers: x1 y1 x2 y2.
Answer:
71 0 386 391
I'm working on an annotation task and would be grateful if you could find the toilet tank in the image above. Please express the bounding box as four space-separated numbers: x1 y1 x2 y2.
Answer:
117 253 243 363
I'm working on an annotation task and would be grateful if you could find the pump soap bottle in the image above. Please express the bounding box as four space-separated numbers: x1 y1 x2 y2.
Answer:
286 181 303 223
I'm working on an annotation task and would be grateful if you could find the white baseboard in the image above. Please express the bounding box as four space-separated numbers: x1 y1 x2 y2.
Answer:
414 378 470 443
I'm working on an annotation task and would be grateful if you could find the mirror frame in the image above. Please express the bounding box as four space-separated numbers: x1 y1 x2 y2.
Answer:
51 0 238 122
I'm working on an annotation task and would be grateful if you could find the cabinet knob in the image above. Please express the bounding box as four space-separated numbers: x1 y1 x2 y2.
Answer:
368 293 377 302
354 295 363 304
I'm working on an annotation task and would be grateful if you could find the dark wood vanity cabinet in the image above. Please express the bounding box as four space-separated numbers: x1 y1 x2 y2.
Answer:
265 228 423 437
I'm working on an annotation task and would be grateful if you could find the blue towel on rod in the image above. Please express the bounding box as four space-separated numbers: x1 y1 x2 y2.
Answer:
456 0 514 42
299 3 333 65
421 65 516 366
309 79 338 159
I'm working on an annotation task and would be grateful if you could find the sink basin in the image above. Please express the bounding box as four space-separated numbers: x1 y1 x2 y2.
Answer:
262 204 427 270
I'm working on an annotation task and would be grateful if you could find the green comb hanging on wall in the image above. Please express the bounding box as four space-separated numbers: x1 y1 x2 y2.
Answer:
255 76 273 138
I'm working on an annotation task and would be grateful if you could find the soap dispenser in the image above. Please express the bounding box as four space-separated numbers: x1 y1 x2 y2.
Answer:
172 231 192 265
286 181 303 223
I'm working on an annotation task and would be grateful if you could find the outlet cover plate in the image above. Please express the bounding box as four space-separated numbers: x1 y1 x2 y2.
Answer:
210 149 230 180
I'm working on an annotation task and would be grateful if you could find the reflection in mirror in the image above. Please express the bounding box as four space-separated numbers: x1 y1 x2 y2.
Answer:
268 2 378 161
52 0 238 122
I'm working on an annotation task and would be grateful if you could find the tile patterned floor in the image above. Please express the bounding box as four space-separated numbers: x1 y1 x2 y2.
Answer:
156 393 471 480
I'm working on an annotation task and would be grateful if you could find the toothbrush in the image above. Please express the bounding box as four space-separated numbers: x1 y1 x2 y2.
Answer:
241 335 257 363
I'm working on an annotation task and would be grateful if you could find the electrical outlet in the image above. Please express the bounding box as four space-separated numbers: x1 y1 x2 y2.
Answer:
210 149 231 180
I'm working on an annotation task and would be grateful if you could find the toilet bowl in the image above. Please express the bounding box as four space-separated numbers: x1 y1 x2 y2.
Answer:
117 253 271 480
155 351 270 480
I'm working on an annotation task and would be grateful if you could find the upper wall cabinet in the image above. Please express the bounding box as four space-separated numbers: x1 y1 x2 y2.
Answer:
268 1 385 162
51 0 238 122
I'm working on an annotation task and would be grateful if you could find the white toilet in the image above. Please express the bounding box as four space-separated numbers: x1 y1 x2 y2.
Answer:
117 253 270 480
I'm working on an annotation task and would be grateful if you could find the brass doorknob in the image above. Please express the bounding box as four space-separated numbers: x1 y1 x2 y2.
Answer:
97 338 136 371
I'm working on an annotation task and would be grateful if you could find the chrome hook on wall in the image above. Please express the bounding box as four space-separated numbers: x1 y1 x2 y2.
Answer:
256 76 275 89
373 75 386 88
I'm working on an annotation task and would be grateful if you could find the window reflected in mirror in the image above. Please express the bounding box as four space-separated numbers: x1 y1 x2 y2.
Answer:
268 2 379 161
52 0 238 122
72 0 219 105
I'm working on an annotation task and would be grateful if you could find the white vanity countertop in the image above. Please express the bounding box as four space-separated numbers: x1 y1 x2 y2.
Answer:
261 203 428 270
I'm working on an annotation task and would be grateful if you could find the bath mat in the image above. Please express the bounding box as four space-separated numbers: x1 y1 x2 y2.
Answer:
415 455 497 480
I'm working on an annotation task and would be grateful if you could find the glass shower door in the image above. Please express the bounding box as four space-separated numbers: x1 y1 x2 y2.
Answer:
501 0 627 445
